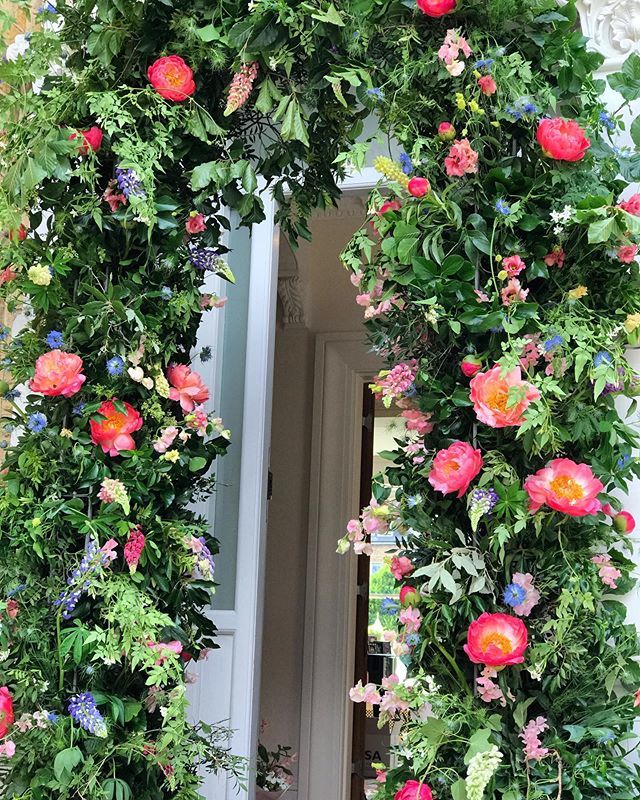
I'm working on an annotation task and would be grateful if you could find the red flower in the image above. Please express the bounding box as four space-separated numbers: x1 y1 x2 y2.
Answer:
536 118 590 162
544 246 565 268
416 0 456 17
8 223 28 242
30 350 86 398
5 600 18 619
148 56 195 102
478 75 497 96
90 400 143 456
378 199 402 215
167 364 209 413
618 244 638 264
614 511 635 534
0 266 17 285
408 177 431 197
461 355 482 377
394 780 433 800
70 126 103 154
464 612 528 667
0 687 14 738
619 193 640 217
185 212 206 234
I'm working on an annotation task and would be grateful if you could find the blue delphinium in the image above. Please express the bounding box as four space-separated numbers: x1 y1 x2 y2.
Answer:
594 351 613 368
68 693 108 737
45 330 64 349
106 355 125 376
399 152 413 175
544 334 563 352
27 412 48 433
495 199 510 216
504 583 527 608
380 597 399 616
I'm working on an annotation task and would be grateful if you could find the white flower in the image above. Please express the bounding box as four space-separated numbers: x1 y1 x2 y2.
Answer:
5 34 30 62
553 225 564 236
465 746 503 800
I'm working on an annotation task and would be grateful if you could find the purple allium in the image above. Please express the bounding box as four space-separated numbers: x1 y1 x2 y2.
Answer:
27 412 47 433
45 330 64 348
68 693 107 737
115 166 146 199
106 355 124 376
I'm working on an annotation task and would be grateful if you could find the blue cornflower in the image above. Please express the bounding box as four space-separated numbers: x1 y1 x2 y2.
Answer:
27 412 47 433
495 198 511 216
0 440 8 449
106 355 124 376
599 111 615 131
544 334 564 352
504 583 527 607
473 58 495 69
366 87 384 101
200 346 212 363
380 597 399 616
399 152 413 175
45 330 64 349
68 693 107 737
594 351 613 367
1 358 11 368
4 388 20 401
405 633 421 647
160 286 173 300
523 102 538 114
406 494 422 508
72 402 85 417
0 325 9 341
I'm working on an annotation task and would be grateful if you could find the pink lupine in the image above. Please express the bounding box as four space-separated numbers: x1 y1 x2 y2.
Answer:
124 526 146 573
224 62 259 116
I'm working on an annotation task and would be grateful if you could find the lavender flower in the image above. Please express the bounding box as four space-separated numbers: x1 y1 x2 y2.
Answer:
45 330 64 348
68 693 107 737
27 412 47 433
115 166 146 199
106 355 124 376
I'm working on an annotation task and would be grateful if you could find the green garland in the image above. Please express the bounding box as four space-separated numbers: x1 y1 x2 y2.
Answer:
0 0 640 798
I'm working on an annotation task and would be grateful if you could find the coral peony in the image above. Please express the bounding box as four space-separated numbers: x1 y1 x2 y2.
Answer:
148 55 195 102
69 126 103 154
614 510 636 534
0 687 14 738
416 0 456 16
438 122 456 140
524 458 603 516
30 350 86 398
428 441 483 498
90 400 143 456
470 365 540 428
478 75 497 96
394 779 433 800
619 193 640 217
618 244 638 264
461 355 482 377
536 118 590 162
408 177 431 197
444 138 479 177
167 364 210 412
464 612 528 667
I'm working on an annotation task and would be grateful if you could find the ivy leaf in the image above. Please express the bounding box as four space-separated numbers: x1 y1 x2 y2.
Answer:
587 216 617 244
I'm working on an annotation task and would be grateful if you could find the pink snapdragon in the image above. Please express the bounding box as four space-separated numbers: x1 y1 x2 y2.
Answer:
520 717 550 761
592 554 622 589
445 139 479 177
402 409 434 436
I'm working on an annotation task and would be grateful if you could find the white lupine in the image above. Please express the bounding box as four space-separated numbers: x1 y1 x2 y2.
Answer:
465 746 503 800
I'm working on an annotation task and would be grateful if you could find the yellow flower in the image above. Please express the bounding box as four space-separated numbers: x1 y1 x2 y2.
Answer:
372 156 410 188
469 99 484 115
28 264 51 286
60 428 73 438
455 92 466 110
568 285 588 300
154 370 170 399
624 313 640 333
161 450 180 463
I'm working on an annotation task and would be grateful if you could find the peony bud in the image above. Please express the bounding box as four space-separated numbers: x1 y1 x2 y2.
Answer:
399 585 421 607
438 122 456 141
461 355 482 378
407 177 431 198
614 511 636 534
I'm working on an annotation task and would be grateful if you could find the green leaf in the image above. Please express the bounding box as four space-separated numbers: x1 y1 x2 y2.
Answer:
280 97 309 146
608 54 640 101
196 24 221 42
464 728 493 765
587 216 617 244
189 457 207 472
451 779 468 800
630 115 640 149
54 748 83 782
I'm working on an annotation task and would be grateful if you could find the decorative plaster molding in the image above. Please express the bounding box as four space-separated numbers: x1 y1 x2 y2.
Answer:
310 193 368 220
577 0 640 72
277 273 306 328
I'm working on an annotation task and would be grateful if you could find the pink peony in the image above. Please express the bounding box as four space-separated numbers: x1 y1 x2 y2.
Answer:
30 350 86 398
536 118 590 162
613 510 636 534
148 55 195 102
402 409 434 435
619 193 640 216
90 400 143 456
394 779 433 800
167 363 209 412
464 612 528 667
470 365 540 428
461 355 482 377
390 556 414 581
478 75 497 95
618 244 638 264
428 441 483 498
524 458 603 516
408 177 430 197
399 585 421 607
502 255 526 277
445 138 479 177
185 212 206 234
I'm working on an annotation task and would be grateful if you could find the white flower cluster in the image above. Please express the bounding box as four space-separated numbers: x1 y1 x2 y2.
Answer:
550 204 574 236
465 745 503 800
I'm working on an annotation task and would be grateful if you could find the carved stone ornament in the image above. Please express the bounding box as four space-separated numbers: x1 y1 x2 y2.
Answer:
277 273 306 328
576 0 640 71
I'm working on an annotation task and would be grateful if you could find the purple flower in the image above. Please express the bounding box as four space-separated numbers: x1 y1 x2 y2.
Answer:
27 412 47 433
399 152 413 175
115 166 146 199
45 330 64 349
495 199 510 216
68 693 107 737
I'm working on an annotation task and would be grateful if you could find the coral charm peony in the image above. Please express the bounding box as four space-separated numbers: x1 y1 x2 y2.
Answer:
394 779 433 800
90 400 143 456
536 118 590 162
148 56 195 102
416 0 456 17
0 687 14 737
30 350 86 397
167 364 210 412
470 365 540 428
428 441 483 498
524 458 603 517
464 612 528 667
70 126 103 154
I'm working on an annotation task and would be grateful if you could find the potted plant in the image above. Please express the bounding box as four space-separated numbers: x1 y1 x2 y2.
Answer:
255 739 296 799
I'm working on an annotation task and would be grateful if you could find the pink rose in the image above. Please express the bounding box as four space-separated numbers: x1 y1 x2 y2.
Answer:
428 441 483 498
394 780 433 800
618 244 638 264
390 556 413 581
461 355 482 377
619 193 640 217
148 55 195 102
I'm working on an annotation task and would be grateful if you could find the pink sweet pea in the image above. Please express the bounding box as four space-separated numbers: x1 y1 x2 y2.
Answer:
478 75 497 95
349 680 381 705
402 409 434 435
618 244 638 264
501 278 529 306
592 554 622 589
399 606 421 634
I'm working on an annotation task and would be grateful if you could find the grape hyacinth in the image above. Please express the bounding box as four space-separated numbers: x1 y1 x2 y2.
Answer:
468 487 499 532
68 693 108 737
115 166 146 199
